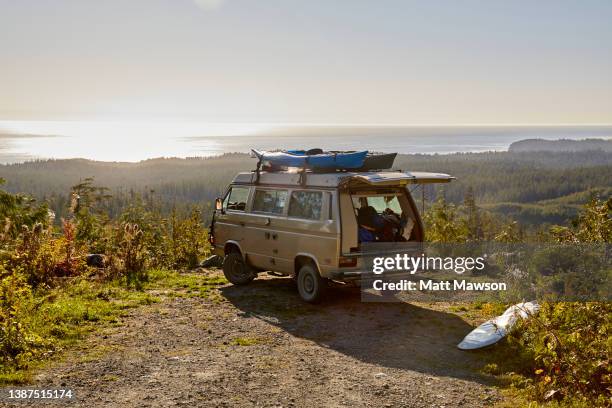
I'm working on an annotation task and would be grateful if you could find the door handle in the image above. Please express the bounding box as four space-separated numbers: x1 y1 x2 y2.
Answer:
272 233 278 240
265 232 271 239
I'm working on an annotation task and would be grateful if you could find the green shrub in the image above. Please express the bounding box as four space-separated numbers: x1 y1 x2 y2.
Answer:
70 178 112 252
106 222 148 289
117 196 210 270
3 220 86 289
0 178 49 241
497 198 612 406
506 302 611 405
550 197 611 243
163 208 210 270
0 271 53 372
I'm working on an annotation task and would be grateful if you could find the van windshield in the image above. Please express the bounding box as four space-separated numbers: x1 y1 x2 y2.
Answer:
351 193 414 243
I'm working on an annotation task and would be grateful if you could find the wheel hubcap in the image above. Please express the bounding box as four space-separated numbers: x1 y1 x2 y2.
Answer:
232 260 245 277
303 274 314 293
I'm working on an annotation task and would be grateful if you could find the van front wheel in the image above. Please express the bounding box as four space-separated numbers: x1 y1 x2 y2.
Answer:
223 252 255 285
297 264 326 303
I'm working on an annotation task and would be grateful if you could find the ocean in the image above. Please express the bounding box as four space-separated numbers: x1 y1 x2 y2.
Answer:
0 122 610 163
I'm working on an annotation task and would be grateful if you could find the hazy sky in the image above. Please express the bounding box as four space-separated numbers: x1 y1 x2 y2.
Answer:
1 0 611 124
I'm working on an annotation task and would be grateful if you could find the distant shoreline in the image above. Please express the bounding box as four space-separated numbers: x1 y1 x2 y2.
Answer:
0 124 611 164
0 138 611 167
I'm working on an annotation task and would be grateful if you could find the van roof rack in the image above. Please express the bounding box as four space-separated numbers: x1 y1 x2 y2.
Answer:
251 150 398 175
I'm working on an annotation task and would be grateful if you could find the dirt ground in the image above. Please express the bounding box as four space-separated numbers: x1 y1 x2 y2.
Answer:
3 270 502 408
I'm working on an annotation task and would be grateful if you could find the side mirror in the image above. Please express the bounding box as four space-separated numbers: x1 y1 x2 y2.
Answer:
215 197 224 213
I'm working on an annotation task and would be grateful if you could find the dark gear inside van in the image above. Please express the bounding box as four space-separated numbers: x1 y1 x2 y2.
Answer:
352 193 415 243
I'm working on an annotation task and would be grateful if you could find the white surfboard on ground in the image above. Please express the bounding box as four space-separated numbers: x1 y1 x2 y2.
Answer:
457 301 540 350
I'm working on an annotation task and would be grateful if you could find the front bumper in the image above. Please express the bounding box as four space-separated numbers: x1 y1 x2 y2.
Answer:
329 269 416 282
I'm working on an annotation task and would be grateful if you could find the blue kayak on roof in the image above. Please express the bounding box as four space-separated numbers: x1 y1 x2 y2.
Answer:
252 149 368 169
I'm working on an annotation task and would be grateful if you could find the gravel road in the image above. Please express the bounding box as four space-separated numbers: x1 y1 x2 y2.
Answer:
2 270 501 407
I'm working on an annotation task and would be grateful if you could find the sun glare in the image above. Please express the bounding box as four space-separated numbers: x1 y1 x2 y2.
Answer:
0 120 275 162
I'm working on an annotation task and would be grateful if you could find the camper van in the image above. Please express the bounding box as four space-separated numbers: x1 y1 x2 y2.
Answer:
210 170 453 302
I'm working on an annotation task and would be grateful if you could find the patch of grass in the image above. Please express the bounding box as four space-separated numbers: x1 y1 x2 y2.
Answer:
230 337 263 346
0 371 32 385
30 280 155 346
147 269 227 290
1 269 225 385
0 279 160 385
496 387 597 408
145 270 227 299
435 301 508 324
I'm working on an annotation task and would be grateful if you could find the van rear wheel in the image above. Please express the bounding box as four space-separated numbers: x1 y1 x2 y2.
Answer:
297 264 326 303
223 252 255 285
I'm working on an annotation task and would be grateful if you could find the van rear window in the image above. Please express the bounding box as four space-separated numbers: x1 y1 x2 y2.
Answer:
252 189 288 215
288 191 322 220
353 195 402 215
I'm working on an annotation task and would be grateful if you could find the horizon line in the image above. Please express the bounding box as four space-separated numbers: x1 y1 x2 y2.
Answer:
1 120 612 127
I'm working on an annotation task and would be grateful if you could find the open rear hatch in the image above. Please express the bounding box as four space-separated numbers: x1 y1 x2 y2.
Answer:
340 171 455 188
339 171 455 259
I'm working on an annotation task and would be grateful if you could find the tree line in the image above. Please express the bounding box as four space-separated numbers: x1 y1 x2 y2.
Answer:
1 150 610 227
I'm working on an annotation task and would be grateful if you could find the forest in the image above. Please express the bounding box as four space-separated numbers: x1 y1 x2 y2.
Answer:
509 138 612 152
1 147 610 227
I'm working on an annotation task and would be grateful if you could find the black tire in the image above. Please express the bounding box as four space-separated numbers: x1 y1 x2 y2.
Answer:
296 263 327 303
223 252 255 285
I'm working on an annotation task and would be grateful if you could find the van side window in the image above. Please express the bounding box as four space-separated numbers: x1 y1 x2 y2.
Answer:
288 191 323 220
224 187 249 211
252 189 288 215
